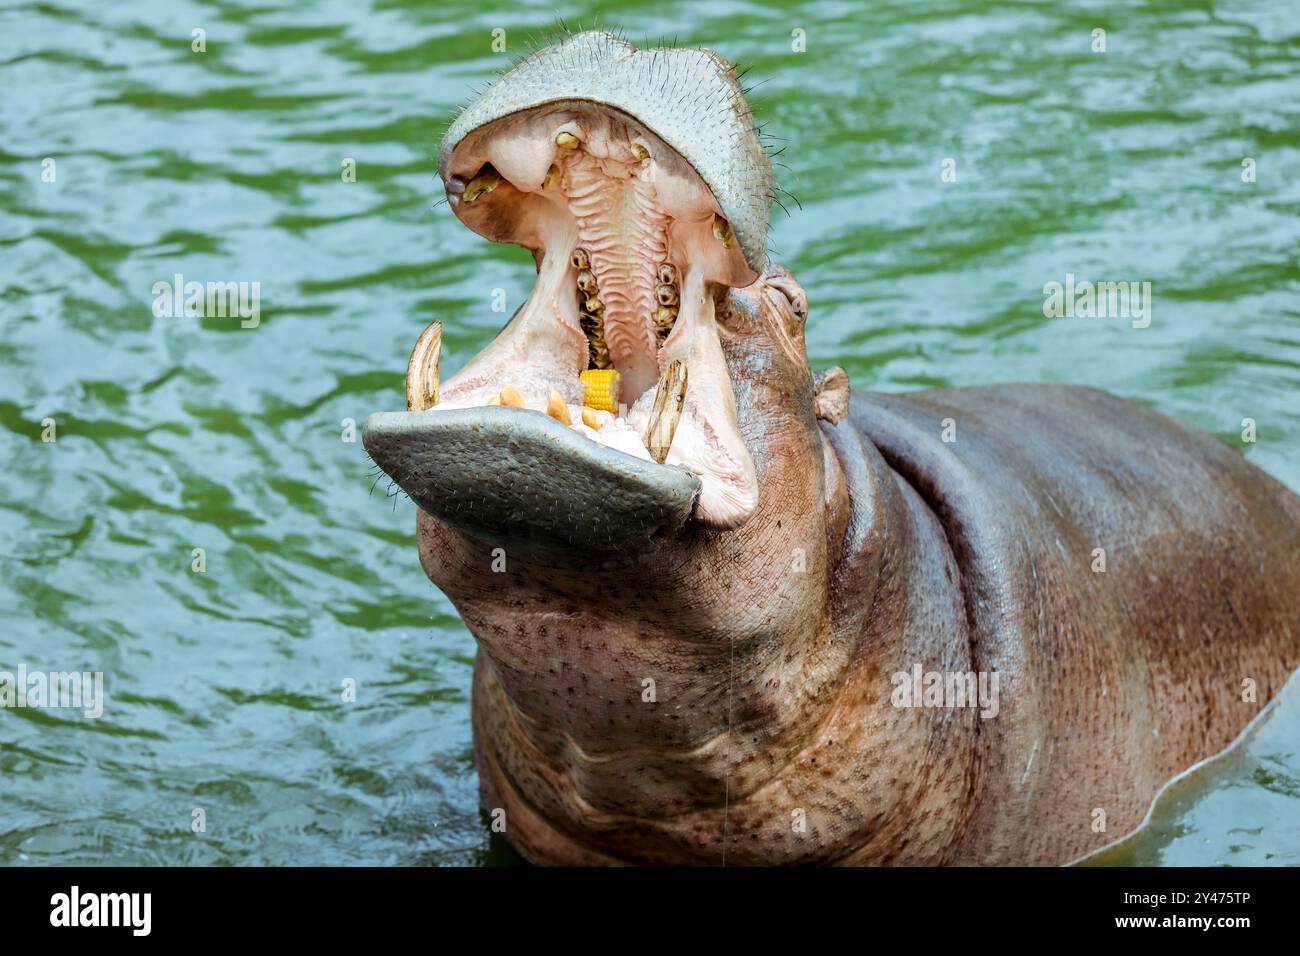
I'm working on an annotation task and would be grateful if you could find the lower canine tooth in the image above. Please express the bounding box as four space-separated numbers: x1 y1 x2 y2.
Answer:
546 391 572 425
405 320 442 411
642 359 687 465
500 386 524 408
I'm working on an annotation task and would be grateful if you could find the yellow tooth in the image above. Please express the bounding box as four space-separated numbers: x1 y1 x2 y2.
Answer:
712 214 734 249
581 408 600 430
546 391 572 425
655 284 678 306
657 263 677 285
653 306 678 330
487 395 500 406
571 248 590 270
405 320 442 411
642 360 688 464
500 386 524 408
463 166 502 204
584 294 605 314
630 142 649 161
556 131 580 149
577 269 597 294
542 164 559 190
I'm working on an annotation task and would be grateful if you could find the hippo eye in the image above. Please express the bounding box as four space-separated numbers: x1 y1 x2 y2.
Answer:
767 269 808 324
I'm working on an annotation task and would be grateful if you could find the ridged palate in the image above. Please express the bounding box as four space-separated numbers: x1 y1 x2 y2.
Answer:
563 151 666 373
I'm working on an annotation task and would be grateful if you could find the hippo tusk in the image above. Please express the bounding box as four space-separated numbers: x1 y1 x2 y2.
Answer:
405 320 442 411
642 359 687 464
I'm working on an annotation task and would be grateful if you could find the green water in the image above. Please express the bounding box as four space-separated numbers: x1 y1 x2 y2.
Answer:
1 0 1297 866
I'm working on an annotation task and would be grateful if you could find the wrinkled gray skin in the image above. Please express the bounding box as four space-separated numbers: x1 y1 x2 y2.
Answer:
365 31 1300 865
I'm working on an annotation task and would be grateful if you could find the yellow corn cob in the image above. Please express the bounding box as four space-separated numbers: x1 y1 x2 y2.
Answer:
579 368 620 413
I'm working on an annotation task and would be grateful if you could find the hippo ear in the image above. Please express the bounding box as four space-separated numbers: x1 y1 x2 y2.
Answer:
814 366 850 423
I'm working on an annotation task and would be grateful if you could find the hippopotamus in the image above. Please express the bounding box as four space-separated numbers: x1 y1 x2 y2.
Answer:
363 30 1300 865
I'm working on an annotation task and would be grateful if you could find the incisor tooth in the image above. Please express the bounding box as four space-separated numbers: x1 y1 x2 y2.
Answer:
405 320 442 411
555 131 580 149
581 408 600 430
500 386 524 408
487 395 500 406
546 391 572 425
630 142 649 161
642 359 687 465
542 164 559 190
463 167 502 204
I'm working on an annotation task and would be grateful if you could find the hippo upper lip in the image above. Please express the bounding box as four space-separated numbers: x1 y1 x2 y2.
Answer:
437 31 773 273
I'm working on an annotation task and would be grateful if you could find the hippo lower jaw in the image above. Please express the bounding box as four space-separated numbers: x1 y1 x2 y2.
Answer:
363 406 700 550
366 95 769 540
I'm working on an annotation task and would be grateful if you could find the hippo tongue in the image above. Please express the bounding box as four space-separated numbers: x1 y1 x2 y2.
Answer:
363 405 700 550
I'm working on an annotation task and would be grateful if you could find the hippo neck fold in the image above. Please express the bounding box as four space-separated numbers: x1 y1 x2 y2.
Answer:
454 417 974 864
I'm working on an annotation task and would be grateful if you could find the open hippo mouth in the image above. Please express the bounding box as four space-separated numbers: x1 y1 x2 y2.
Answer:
364 31 773 548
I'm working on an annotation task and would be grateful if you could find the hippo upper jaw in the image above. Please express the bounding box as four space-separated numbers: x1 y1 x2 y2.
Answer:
366 31 775 542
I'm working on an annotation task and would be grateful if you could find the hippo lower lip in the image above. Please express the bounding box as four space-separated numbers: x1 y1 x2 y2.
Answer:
365 34 772 540
363 405 699 549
